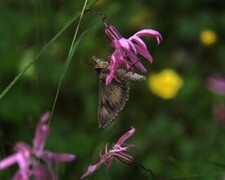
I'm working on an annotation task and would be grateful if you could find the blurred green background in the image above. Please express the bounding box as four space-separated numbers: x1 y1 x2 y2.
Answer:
0 0 225 179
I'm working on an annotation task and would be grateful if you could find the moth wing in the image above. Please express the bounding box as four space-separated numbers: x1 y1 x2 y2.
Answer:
98 79 129 128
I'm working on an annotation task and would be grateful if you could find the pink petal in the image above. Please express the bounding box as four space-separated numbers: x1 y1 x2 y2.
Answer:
0 154 19 169
32 164 50 180
51 153 76 162
129 35 147 50
135 44 153 63
106 75 114 86
118 38 137 54
110 145 128 153
106 52 122 85
105 25 122 41
10 147 31 180
40 112 50 123
41 151 76 172
116 127 136 146
125 50 147 72
80 161 104 179
33 115 51 157
13 171 30 180
134 29 163 45
16 150 30 174
80 164 98 179
207 74 225 95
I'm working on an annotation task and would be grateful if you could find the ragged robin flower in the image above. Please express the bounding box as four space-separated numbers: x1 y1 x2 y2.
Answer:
0 112 76 180
207 74 225 95
81 127 137 179
104 23 162 85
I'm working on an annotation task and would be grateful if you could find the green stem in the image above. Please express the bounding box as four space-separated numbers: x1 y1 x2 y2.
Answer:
167 172 224 179
49 0 89 122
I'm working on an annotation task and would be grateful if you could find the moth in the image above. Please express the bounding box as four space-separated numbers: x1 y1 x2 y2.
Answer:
93 56 146 128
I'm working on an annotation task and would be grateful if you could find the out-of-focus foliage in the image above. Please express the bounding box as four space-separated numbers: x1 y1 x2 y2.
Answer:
0 0 225 179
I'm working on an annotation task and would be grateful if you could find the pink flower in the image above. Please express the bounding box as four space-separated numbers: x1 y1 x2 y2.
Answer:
104 24 162 85
0 112 76 180
81 127 137 179
0 142 32 180
207 74 225 95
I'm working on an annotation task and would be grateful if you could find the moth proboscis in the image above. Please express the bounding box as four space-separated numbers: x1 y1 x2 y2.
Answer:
93 56 146 128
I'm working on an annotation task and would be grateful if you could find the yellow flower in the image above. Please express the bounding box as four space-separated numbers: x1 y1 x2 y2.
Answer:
200 29 217 46
148 69 183 99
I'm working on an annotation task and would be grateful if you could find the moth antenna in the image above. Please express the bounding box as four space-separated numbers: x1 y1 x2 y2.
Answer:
86 9 107 24
85 57 95 66
130 59 142 69
118 58 141 77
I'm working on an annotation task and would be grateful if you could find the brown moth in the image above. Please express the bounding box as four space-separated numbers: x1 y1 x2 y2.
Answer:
93 56 146 128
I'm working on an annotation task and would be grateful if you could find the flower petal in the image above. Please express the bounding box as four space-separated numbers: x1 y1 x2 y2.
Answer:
129 35 147 50
80 164 99 179
116 127 136 146
0 154 19 169
80 160 105 179
135 44 153 63
33 114 51 157
207 74 225 95
105 25 122 41
13 170 30 180
32 164 50 180
118 38 137 54
50 153 76 162
40 112 50 123
105 24 162 86
106 52 126 85
133 29 163 45
110 145 128 153
125 50 147 72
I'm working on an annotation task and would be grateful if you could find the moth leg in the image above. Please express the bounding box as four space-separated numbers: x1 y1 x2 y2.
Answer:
99 73 107 80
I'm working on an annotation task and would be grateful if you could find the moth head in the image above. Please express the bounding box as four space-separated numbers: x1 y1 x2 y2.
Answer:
92 56 109 74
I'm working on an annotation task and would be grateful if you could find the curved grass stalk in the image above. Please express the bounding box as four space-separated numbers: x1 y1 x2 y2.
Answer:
0 0 96 101
0 1 96 175
49 0 90 122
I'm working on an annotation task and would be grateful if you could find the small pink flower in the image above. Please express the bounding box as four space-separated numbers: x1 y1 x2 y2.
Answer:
33 112 51 157
81 127 136 179
0 142 31 180
104 24 162 85
0 112 76 180
207 74 225 95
